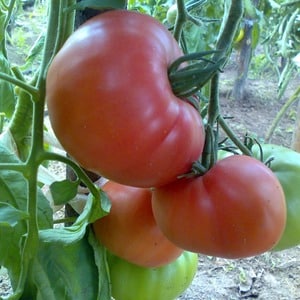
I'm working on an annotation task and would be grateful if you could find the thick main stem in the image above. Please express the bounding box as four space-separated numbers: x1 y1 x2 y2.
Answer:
9 1 74 298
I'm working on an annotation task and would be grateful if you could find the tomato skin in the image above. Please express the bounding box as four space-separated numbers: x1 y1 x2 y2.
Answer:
92 181 182 267
252 144 300 251
152 155 286 258
46 10 204 188
107 251 198 300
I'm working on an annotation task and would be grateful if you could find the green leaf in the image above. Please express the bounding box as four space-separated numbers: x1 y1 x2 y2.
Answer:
0 142 53 288
39 190 110 244
24 33 45 69
50 179 79 206
0 55 16 118
66 0 127 12
244 0 257 19
251 21 260 49
23 230 110 300
88 230 111 300
0 202 29 227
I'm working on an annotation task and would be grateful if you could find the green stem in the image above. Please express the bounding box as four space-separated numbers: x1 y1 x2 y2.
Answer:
53 0 75 53
53 216 77 224
7 2 73 298
201 74 219 169
35 2 61 90
0 72 39 96
12 170 39 300
9 90 34 161
41 151 101 200
0 162 26 171
173 0 187 42
213 0 244 61
0 112 5 133
169 1 243 98
265 85 300 142
1 0 16 58
207 74 220 126
200 1 244 168
218 116 252 156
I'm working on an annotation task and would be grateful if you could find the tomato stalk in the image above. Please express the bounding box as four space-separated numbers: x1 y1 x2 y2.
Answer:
173 0 244 173
168 50 226 98
218 116 252 156
202 0 247 166
173 0 207 42
169 0 244 99
200 74 220 169
173 0 187 42
1 0 16 57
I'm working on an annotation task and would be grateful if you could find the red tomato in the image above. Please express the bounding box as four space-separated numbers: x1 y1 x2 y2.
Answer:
46 10 204 188
92 181 183 267
152 155 286 258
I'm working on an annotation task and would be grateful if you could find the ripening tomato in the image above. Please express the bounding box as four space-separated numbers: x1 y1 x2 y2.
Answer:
152 155 286 258
46 10 204 188
92 181 182 267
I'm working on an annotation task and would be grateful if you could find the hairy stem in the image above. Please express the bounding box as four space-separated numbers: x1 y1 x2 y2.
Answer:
173 0 187 41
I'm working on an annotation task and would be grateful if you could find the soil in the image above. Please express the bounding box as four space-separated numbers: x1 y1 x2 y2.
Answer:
1 3 300 300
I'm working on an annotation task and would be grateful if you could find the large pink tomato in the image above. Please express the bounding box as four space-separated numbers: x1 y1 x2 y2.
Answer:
46 10 204 188
152 155 286 258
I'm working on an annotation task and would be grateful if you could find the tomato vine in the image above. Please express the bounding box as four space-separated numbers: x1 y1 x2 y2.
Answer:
1 0 286 299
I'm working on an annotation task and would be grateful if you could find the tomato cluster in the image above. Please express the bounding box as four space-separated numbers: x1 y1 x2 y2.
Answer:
46 9 288 300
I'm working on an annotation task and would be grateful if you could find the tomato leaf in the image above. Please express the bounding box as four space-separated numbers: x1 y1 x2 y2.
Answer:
24 230 109 300
26 194 111 299
0 142 53 288
0 55 16 118
0 202 29 227
50 179 79 205
88 229 111 300
66 0 127 12
39 190 110 244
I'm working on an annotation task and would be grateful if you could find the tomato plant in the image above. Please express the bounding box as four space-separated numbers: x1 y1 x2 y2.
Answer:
46 9 205 188
0 0 252 298
152 155 286 258
252 144 300 251
93 181 182 267
107 250 198 300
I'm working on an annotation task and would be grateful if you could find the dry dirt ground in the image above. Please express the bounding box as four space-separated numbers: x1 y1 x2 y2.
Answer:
2 4 300 299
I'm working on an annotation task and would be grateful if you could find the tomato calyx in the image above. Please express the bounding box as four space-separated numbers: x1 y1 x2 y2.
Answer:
168 50 226 98
178 160 207 179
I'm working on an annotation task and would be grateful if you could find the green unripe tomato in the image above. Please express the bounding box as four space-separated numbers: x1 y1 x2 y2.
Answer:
252 144 300 251
107 251 198 300
166 4 178 25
